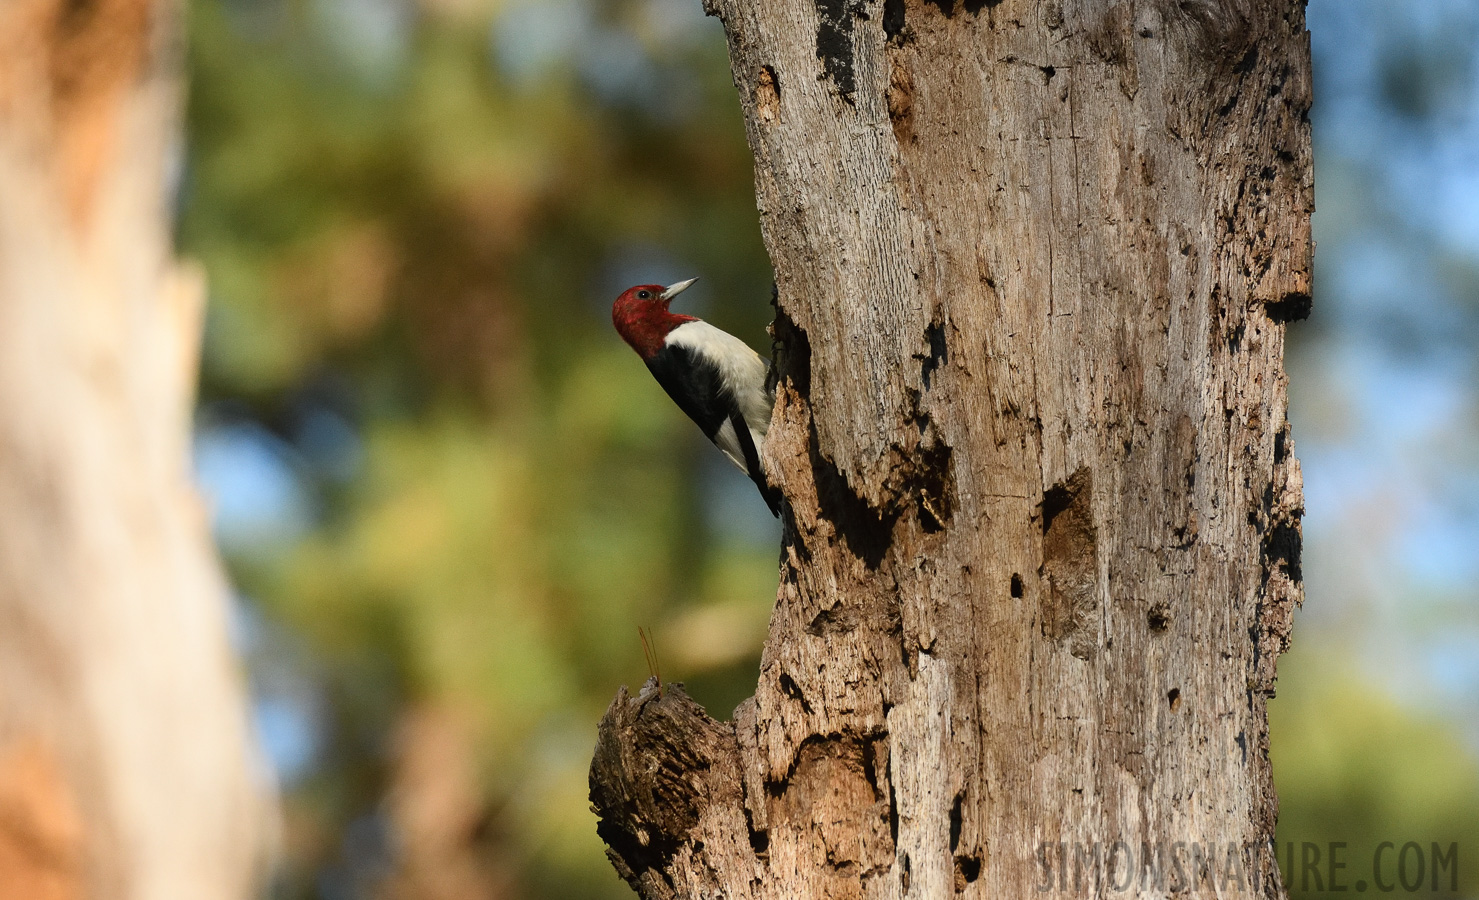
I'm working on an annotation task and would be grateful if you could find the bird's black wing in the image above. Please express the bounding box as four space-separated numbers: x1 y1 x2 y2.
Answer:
644 344 727 440
728 407 780 518
646 345 781 517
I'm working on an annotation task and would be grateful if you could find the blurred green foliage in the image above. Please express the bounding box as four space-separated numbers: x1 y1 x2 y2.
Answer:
184 0 776 895
1272 646 1479 899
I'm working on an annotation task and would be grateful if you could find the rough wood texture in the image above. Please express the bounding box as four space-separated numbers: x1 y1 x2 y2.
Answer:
592 0 1311 897
0 0 264 896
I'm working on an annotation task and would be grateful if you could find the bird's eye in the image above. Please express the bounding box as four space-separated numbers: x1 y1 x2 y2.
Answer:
637 290 651 300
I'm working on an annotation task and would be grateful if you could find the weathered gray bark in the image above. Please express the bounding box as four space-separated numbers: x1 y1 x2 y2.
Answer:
592 1 1310 898
0 0 264 897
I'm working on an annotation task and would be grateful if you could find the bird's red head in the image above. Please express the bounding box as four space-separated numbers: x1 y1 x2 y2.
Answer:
612 278 699 359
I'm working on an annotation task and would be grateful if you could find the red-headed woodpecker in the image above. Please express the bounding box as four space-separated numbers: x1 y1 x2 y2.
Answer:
612 278 779 516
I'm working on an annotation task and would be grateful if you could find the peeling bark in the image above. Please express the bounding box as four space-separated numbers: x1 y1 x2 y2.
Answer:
593 0 1311 897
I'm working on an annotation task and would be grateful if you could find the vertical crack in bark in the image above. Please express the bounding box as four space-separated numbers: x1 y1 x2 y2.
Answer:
1251 423 1303 695
947 790 963 851
919 317 948 391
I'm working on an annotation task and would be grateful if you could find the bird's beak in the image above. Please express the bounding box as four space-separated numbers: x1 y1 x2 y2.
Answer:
660 278 698 304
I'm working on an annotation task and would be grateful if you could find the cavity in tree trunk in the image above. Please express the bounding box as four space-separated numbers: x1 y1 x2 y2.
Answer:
591 1 1310 898
0 0 263 897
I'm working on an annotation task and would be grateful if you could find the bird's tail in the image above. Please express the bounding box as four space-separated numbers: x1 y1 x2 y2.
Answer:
752 469 781 518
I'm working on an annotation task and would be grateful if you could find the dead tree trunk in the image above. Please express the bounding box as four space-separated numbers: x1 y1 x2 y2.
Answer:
592 1 1311 898
0 0 263 897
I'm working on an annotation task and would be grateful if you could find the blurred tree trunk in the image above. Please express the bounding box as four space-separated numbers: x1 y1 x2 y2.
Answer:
591 1 1311 898
0 1 263 898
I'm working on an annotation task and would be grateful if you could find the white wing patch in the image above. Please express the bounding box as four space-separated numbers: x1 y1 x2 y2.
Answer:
709 418 771 476
712 419 745 473
667 320 773 475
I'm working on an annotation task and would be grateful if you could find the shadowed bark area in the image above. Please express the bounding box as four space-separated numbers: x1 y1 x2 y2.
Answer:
592 0 1311 897
0 0 263 896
